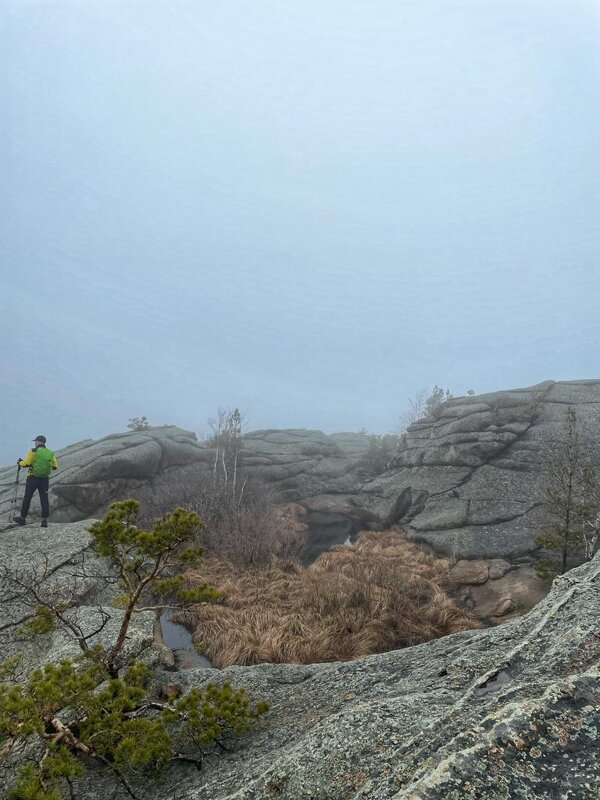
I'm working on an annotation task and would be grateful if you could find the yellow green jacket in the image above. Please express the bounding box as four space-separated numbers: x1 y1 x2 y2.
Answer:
19 447 58 476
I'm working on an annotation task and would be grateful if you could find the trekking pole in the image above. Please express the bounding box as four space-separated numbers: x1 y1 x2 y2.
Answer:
8 465 21 523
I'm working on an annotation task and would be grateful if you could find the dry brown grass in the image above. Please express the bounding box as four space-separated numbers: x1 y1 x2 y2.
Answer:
175 528 480 667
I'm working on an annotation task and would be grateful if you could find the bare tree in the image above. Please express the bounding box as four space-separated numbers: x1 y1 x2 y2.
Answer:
399 388 428 430
583 511 600 560
399 386 454 431
207 408 246 501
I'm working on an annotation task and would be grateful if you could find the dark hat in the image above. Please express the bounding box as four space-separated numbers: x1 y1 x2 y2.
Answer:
33 435 47 444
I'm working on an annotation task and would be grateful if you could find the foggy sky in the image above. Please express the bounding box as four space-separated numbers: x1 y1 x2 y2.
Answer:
2 0 599 464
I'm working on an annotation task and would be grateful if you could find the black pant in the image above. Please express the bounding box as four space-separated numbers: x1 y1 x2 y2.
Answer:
21 476 50 519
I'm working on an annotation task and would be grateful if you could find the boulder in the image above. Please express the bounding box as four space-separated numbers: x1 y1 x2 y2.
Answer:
488 558 512 580
467 565 549 622
450 558 546 621
449 559 490 584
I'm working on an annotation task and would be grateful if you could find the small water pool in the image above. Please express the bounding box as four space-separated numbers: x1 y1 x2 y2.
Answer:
159 610 213 669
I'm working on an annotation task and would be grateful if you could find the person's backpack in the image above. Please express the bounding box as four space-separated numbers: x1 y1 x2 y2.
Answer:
31 447 55 478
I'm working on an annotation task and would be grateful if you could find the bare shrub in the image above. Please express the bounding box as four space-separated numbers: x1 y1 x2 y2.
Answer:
141 477 305 567
177 529 480 667
399 387 428 429
192 480 305 565
140 407 305 566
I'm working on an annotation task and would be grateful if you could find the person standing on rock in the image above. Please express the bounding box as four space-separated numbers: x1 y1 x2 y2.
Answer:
13 435 58 528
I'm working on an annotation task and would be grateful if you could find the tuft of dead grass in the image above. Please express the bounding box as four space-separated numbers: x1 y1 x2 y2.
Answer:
175 528 480 667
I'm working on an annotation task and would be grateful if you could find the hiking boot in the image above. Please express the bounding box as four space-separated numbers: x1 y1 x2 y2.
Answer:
13 516 26 526
41 519 48 528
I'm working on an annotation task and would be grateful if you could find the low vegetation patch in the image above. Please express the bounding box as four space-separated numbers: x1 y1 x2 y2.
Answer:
176 529 480 667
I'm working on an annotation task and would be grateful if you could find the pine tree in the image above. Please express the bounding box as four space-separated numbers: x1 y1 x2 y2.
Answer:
424 386 453 416
127 416 150 431
357 434 401 478
534 407 600 581
0 500 268 798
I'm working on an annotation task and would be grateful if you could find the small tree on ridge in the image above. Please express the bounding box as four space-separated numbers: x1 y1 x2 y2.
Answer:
0 500 268 798
534 407 600 581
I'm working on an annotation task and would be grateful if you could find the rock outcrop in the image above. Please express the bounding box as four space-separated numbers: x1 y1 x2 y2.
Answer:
449 557 548 623
2 520 598 799
0 521 156 678
0 427 371 552
0 426 214 524
241 429 371 500
2 378 600 582
167 553 600 800
355 379 600 560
